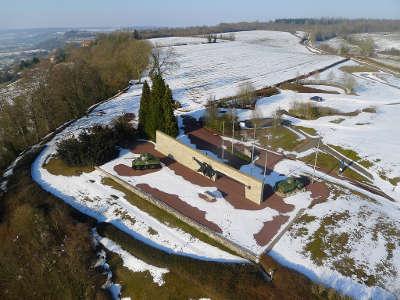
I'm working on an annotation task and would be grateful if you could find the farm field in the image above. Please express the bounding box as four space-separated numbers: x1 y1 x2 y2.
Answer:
152 31 342 109
26 30 400 299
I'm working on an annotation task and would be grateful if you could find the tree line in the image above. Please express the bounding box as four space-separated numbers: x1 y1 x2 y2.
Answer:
0 31 152 174
137 19 400 40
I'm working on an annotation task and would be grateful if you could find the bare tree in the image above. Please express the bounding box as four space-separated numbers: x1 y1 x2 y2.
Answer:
272 108 283 128
149 43 178 78
236 82 256 107
251 105 264 128
314 71 321 81
342 73 357 93
327 70 335 82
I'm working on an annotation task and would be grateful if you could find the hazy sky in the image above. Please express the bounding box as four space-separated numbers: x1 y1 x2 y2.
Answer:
1 0 399 29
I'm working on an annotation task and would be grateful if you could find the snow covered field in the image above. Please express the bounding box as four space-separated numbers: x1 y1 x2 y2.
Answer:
151 31 342 109
241 60 400 202
233 59 400 298
355 32 400 52
271 182 400 300
318 32 400 53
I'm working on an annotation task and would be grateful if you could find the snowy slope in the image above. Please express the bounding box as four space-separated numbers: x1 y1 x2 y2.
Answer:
151 31 342 109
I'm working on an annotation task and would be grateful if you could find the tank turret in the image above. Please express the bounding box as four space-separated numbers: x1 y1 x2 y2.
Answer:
132 153 161 170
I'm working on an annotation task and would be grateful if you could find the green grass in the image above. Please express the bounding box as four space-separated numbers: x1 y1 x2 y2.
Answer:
279 82 339 94
225 149 251 163
296 126 318 136
288 102 343 120
301 152 371 183
101 177 235 255
339 65 378 74
360 57 400 73
304 211 351 266
330 118 345 124
389 177 400 186
328 145 373 169
43 156 94 176
378 171 400 186
100 223 342 300
362 106 377 113
99 224 272 300
257 126 303 151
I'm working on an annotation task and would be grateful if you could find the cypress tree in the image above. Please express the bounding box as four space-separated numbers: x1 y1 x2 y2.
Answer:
162 85 179 137
138 80 150 137
138 74 178 140
150 74 166 135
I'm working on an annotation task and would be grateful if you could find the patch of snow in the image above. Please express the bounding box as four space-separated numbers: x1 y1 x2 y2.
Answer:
93 229 169 286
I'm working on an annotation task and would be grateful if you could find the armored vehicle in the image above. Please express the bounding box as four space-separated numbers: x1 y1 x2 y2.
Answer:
132 153 161 170
275 177 305 195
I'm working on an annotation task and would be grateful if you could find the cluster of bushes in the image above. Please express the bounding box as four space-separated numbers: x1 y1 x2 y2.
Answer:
288 101 341 120
57 116 136 167
380 47 400 56
57 126 117 167
138 74 178 140
0 57 41 84
0 31 151 174
344 36 376 57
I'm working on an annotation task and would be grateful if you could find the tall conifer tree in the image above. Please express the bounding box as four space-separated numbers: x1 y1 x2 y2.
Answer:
162 85 179 137
150 74 166 134
138 74 178 140
138 80 150 136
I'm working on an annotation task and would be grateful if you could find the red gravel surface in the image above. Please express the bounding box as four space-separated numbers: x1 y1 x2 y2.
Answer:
254 215 290 246
137 183 222 233
307 181 330 208
114 164 160 176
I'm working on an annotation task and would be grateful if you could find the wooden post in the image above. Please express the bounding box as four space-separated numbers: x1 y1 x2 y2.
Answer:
312 138 321 184
221 121 225 159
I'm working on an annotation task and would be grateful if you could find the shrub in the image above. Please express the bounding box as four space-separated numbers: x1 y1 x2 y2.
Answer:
57 125 118 167
112 115 137 146
288 101 340 120
235 82 257 108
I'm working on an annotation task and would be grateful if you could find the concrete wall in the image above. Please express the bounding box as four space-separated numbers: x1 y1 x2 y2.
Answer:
155 131 264 204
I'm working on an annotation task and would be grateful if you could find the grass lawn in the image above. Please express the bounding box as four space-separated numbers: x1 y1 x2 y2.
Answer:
295 126 318 136
360 57 400 73
43 157 94 176
378 171 400 187
339 65 377 74
256 126 303 151
99 224 271 300
99 223 341 300
279 82 339 94
301 152 371 183
328 145 373 169
330 118 346 124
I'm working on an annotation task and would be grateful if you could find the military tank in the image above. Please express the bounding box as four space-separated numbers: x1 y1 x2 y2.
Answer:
132 153 161 170
275 177 305 195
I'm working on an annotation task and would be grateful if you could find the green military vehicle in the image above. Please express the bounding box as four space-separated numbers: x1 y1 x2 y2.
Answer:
275 177 305 195
132 153 161 170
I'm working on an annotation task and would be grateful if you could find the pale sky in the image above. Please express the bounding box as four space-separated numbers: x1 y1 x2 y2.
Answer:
0 0 399 29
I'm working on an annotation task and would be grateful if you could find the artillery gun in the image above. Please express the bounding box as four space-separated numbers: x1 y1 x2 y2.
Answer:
132 153 161 170
193 157 217 180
